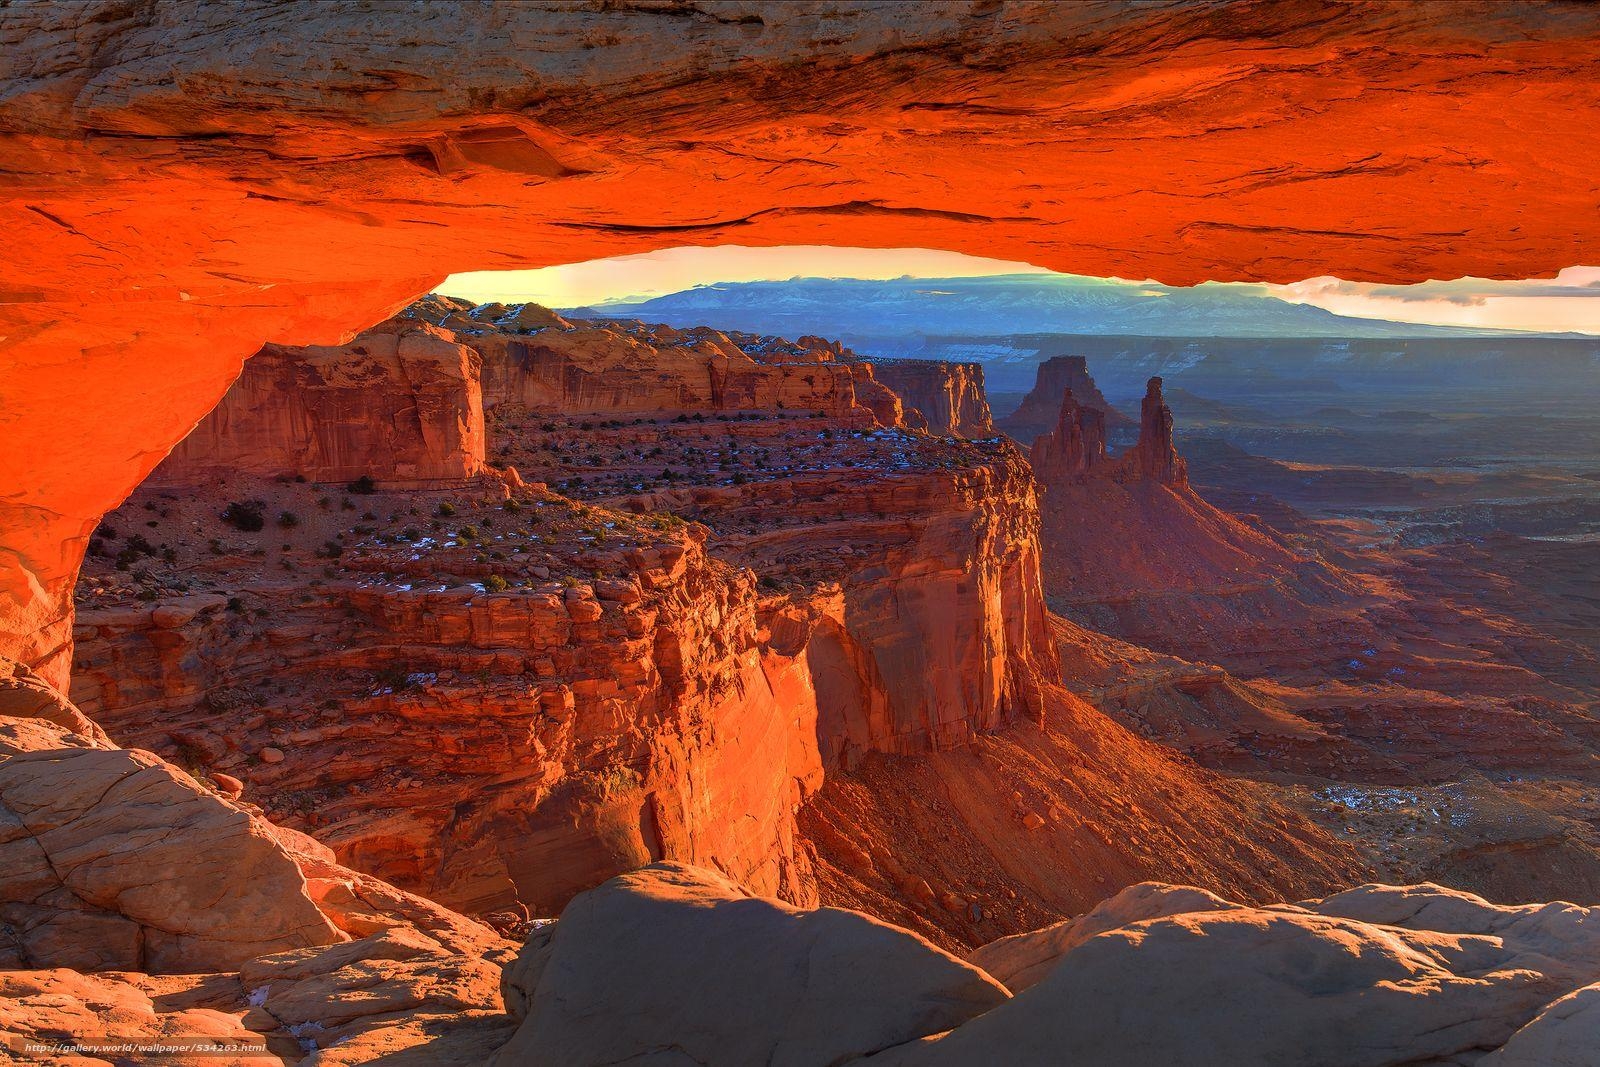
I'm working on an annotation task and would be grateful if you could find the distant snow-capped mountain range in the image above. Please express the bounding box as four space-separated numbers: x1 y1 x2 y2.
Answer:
563 274 1544 341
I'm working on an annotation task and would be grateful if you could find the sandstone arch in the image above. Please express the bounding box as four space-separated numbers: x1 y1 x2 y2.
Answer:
4 0 1600 685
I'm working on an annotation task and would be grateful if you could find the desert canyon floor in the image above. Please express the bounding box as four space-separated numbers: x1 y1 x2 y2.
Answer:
7 2 1600 1064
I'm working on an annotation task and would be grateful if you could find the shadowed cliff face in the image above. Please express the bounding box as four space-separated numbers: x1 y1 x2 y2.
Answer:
5 0 1600 683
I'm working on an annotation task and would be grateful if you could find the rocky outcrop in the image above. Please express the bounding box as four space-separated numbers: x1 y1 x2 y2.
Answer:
1029 375 1183 488
871 360 996 438
1028 388 1106 483
462 307 906 423
71 488 826 918
634 441 1057 764
0 722 344 973
1029 359 1318 609
492 862 1007 1066
154 320 486 489
512 866 1600 1067
0 653 516 1059
71 302 1028 919
6 2 1600 686
1123 376 1187 486
0 666 516 976
1001 356 1134 443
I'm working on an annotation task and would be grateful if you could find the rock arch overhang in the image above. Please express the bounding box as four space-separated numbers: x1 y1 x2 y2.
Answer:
3 0 1600 686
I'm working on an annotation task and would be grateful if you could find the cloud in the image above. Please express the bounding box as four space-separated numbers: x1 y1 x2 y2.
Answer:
1267 266 1600 334
1276 266 1600 305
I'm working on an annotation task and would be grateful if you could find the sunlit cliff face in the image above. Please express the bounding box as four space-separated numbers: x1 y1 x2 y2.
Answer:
5 1 1600 685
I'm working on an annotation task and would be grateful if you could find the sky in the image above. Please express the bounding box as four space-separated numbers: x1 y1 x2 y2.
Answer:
442 248 1600 335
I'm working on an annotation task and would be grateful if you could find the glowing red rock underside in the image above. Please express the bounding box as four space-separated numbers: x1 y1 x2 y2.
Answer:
3 0 1600 683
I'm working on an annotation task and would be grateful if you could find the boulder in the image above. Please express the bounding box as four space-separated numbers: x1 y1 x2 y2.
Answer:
969 882 1239 992
0 730 344 972
1483 983 1600 1066
491 862 1008 1066
880 886 1593 1067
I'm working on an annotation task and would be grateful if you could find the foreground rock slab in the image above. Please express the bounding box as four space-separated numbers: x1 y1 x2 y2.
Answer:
492 862 1008 1067
507 866 1600 1067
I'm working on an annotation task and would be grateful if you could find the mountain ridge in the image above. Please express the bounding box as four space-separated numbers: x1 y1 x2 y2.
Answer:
564 274 1571 341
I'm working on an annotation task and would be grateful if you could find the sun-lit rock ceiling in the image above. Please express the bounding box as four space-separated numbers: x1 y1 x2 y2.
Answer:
3 0 1600 683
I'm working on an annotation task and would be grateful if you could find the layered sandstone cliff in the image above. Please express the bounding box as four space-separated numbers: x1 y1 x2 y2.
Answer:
73 484 824 917
153 320 487 489
454 303 909 426
871 360 996 438
69 303 1034 920
71 301 1369 948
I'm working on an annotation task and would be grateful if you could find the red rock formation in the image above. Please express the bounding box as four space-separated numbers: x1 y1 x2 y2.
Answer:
1029 389 1107 484
632 442 1057 763
0 655 520 1058
464 310 906 425
71 485 826 917
870 360 996 438
64 304 1041 917
1001 356 1134 444
7 3 1600 684
154 320 486 488
68 303 1376 940
1124 377 1187 486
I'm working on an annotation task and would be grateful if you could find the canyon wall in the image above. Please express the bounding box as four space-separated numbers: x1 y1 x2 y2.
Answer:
7 2 1600 686
69 302 1051 917
642 447 1056 766
73 495 825 917
463 307 905 422
70 303 1375 951
871 360 997 438
153 320 487 488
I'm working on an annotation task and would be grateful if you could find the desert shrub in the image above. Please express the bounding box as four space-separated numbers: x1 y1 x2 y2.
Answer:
483 574 508 593
347 475 376 495
277 511 299 528
221 500 265 532
437 501 456 517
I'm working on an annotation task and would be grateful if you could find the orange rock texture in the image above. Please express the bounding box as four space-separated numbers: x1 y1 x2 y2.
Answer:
7 1 1600 685
870 360 996 438
66 304 1059 919
155 319 488 489
68 301 1373 938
